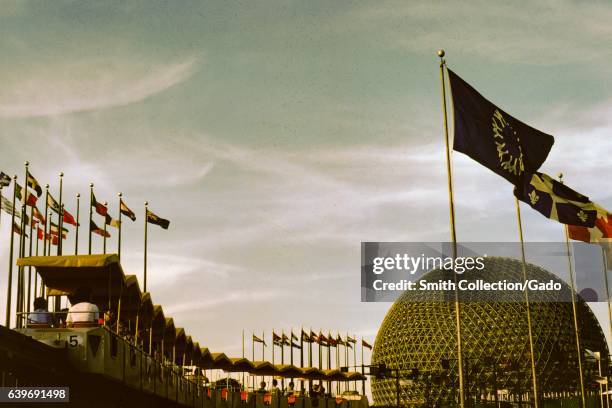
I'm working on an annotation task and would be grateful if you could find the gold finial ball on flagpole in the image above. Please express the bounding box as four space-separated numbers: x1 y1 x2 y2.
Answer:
557 172 563 180
145 201 148 206
118 192 123 198
60 172 64 177
104 201 108 206
45 184 49 188
14 175 18 180
25 161 29 166
76 193 80 198
437 49 445 58
90 182 94 188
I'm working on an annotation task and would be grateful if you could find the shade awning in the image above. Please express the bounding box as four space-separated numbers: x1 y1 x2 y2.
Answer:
151 305 166 342
224 357 254 372
18 254 126 313
210 353 232 370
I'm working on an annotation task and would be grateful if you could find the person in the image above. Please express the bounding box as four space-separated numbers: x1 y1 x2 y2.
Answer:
66 287 99 325
285 381 295 396
28 297 52 325
257 381 267 393
270 379 280 394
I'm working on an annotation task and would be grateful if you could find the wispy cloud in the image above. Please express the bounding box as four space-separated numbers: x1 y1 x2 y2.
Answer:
344 0 612 65
0 56 201 118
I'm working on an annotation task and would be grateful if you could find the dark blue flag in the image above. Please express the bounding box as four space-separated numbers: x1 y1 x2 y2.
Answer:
514 172 598 227
448 69 554 186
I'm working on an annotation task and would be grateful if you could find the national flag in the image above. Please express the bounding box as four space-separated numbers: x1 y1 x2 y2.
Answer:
91 193 107 216
327 334 337 347
48 234 58 246
514 172 598 227
301 330 313 343
362 339 372 350
120 199 136 221
346 336 356 344
291 332 299 342
252 334 267 346
63 208 77 226
13 222 27 237
90 220 110 238
146 209 170 229
273 332 282 346
318 333 328 346
281 333 291 346
0 171 11 187
15 182 38 206
32 206 46 224
26 170 42 197
37 227 44 241
47 193 61 213
336 335 345 346
448 69 554 186
49 222 68 238
105 213 121 228
291 341 301 349
310 331 318 343
1 195 20 218
568 206 612 243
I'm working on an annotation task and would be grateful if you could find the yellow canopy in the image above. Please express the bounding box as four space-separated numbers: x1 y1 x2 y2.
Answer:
18 254 126 312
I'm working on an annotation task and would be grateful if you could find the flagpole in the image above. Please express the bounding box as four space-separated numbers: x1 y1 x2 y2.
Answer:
17 203 26 327
58 172 63 255
601 246 611 408
118 193 123 261
438 49 465 408
558 173 586 407
601 246 612 352
75 193 80 255
103 201 108 254
88 183 93 255
34 225 39 298
242 329 245 389
515 198 541 407
27 203 34 313
144 201 148 292
361 338 365 396
43 185 49 256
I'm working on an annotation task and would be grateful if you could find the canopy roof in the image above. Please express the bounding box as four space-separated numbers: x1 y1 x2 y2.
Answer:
210 353 232 370
18 255 126 311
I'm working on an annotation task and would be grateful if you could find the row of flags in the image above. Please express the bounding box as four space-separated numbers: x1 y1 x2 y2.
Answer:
0 167 171 247
448 69 611 248
252 331 372 350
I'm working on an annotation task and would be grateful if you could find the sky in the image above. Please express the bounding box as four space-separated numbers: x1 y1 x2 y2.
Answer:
1 0 612 389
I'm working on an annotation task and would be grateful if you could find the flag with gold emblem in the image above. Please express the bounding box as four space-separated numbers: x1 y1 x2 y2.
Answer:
514 172 598 227
146 209 170 229
448 69 555 186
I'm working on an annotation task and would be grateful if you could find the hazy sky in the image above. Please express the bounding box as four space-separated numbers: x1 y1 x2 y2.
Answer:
1 0 611 375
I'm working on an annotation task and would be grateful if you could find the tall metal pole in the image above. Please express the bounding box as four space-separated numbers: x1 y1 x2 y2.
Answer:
75 194 80 255
16 203 26 327
144 201 148 292
43 185 49 256
103 201 108 254
361 339 365 396
118 193 123 261
57 172 63 255
438 49 465 408
88 183 94 254
27 203 34 313
515 198 540 407
559 173 587 407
